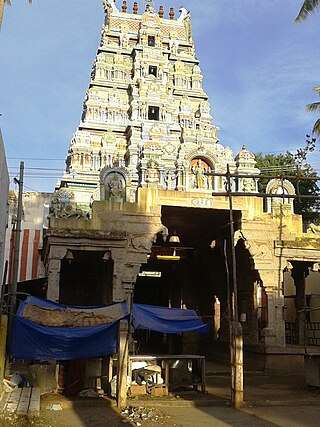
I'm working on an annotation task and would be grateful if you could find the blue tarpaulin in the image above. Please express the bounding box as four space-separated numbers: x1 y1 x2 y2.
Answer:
132 303 210 333
11 297 209 360
11 297 128 360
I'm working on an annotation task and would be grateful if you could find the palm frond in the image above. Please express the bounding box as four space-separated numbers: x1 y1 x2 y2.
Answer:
312 117 320 136
1 0 32 30
295 0 320 22
306 102 320 112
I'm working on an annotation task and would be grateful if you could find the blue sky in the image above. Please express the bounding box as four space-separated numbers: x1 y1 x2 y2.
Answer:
0 0 319 191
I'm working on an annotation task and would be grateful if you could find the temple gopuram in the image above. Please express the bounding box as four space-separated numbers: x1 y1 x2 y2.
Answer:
39 1 320 398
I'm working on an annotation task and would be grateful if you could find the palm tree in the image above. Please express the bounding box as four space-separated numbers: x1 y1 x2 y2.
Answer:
295 0 320 22
306 87 320 136
295 2 320 135
0 0 32 30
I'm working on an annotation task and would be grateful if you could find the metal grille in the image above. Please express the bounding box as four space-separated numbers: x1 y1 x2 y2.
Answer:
307 322 320 346
285 321 295 344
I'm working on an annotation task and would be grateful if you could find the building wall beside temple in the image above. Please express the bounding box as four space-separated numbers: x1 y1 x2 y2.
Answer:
4 191 53 284
0 130 9 284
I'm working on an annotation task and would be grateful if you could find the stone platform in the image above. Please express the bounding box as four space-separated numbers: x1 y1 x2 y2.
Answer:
0 386 40 416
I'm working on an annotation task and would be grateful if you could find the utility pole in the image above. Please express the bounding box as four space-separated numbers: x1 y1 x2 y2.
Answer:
7 161 24 351
226 164 243 408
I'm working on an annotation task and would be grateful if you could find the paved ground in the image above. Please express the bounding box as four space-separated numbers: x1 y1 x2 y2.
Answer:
2 361 320 426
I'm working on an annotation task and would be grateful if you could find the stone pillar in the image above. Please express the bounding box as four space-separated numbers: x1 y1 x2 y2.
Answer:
242 233 286 348
47 247 67 302
46 247 68 301
291 261 309 345
230 321 243 408
241 288 259 344
111 248 127 302
47 258 60 301
217 294 230 342
261 287 285 347
116 319 129 408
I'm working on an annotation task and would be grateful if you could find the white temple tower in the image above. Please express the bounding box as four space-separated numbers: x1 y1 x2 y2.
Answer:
57 1 258 209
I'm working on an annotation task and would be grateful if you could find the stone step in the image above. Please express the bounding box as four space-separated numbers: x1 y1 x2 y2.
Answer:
1 387 40 416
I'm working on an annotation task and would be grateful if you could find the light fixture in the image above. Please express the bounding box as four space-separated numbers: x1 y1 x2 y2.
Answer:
285 261 293 272
169 231 180 243
209 240 216 249
64 250 74 264
311 262 319 272
156 255 180 261
102 251 111 262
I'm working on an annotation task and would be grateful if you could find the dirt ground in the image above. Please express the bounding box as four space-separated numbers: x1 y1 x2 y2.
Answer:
2 364 320 427
2 392 320 427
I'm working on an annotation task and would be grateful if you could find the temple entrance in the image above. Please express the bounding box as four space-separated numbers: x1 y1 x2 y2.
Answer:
132 205 256 357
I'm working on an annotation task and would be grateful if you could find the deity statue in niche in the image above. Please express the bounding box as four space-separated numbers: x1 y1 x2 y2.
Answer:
65 149 73 173
146 159 160 186
106 172 125 200
242 177 255 193
190 158 210 190
165 169 178 190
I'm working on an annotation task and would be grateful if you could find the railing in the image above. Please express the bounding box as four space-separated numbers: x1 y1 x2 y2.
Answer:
285 321 320 346
285 321 295 344
306 322 320 346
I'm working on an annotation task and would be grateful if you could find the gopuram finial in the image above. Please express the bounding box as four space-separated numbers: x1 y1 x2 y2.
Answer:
103 0 119 13
121 0 127 12
133 1 138 14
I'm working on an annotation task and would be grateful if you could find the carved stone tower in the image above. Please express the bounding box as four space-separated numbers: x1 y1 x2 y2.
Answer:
57 1 258 209
45 1 320 371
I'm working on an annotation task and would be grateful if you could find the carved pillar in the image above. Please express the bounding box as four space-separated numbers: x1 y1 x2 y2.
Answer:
260 285 285 347
243 236 286 347
291 261 310 345
111 248 127 301
46 247 68 302
111 236 156 302
116 319 129 408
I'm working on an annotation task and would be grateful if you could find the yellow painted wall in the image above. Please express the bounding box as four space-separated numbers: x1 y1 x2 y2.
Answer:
0 315 7 379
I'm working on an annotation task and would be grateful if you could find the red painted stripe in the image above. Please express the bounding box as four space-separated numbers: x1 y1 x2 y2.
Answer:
32 229 41 279
19 229 29 281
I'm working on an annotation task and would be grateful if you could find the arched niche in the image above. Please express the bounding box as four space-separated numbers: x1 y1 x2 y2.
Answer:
265 179 295 213
99 166 130 201
183 149 217 191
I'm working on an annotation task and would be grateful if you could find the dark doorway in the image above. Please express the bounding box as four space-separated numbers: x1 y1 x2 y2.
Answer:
59 250 113 306
148 65 157 77
133 205 242 355
148 36 155 47
148 106 159 121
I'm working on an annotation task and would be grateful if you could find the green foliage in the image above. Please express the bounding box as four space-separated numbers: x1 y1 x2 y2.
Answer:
295 4 320 136
306 87 320 137
255 145 320 214
295 0 320 22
